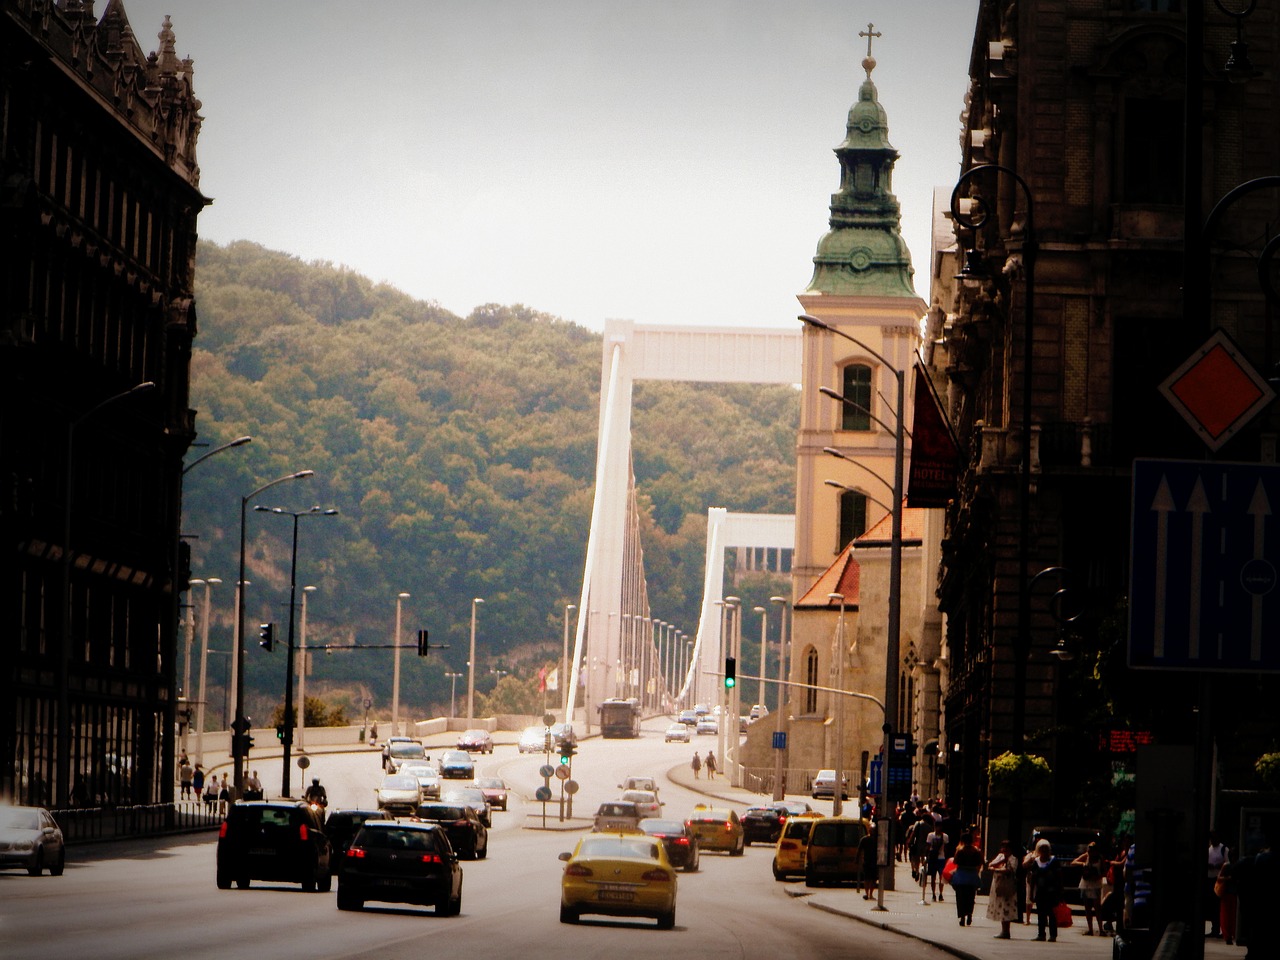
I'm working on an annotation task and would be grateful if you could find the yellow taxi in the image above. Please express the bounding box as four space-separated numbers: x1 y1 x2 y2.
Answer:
803 815 871 887
558 832 678 928
772 810 822 880
684 804 744 856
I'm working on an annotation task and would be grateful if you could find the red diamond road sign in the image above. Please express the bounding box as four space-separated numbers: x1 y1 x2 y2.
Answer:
1159 329 1275 452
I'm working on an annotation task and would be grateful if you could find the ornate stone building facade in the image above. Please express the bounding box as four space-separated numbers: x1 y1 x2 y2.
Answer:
1 0 206 808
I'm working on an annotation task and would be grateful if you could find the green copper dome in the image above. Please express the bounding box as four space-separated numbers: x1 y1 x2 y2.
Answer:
807 56 917 299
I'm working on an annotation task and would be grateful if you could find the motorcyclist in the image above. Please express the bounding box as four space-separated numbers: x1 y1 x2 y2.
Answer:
304 777 327 807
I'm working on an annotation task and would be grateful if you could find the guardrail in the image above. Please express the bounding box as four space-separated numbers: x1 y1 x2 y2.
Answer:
51 800 223 844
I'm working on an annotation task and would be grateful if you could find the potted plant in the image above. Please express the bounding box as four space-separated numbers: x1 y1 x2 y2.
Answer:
988 751 1052 796
1255 752 1280 791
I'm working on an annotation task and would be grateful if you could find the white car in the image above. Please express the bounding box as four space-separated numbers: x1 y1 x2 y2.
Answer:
376 774 423 814
518 725 550 754
810 769 851 800
398 760 441 800
696 717 718 736
664 723 690 743
620 789 663 819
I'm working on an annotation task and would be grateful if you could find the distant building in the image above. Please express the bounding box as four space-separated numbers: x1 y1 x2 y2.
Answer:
0 0 206 807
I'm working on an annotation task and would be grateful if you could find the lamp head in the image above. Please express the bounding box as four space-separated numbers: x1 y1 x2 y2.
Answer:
954 248 990 284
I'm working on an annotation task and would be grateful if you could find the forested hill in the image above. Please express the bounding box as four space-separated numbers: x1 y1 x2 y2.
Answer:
182 240 798 720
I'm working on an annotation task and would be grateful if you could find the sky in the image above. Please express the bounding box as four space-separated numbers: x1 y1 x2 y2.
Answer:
119 0 979 332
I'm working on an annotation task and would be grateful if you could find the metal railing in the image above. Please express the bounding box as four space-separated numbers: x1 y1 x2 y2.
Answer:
50 800 223 844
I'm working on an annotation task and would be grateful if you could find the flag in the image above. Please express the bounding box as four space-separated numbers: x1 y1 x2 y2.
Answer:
538 666 547 692
545 667 558 692
907 364 960 508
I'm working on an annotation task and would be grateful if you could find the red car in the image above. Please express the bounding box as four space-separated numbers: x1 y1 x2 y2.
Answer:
472 777 509 811
456 729 494 754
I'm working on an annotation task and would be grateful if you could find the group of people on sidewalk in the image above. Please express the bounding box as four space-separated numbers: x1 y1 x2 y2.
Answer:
689 751 717 779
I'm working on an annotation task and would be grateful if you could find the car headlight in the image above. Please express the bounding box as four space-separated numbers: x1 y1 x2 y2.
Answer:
9 839 35 852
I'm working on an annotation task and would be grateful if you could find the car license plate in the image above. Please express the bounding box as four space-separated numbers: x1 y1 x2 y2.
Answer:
250 847 275 857
377 878 412 887
597 890 635 902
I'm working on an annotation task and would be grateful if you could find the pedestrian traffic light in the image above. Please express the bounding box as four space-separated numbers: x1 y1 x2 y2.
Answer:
258 622 274 652
275 724 285 742
416 628 429 657
724 656 736 689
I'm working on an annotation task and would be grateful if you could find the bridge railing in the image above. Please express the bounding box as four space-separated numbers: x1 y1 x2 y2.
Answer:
51 800 222 843
739 767 825 797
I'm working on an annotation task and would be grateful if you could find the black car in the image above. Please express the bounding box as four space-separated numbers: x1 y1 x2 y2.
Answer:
741 804 788 845
413 802 488 860
438 750 475 780
638 817 700 872
216 801 331 891
440 787 491 828
325 809 385 874
337 820 463 915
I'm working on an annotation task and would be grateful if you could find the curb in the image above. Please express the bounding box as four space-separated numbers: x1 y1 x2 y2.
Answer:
795 892 987 960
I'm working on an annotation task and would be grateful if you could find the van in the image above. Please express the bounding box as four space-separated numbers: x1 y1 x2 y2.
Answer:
804 816 870 887
771 811 821 880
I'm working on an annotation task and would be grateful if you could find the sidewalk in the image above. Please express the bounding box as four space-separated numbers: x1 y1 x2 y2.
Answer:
663 759 1242 960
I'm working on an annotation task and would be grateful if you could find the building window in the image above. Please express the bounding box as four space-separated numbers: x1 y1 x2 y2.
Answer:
839 489 868 548
1121 97 1182 204
841 364 872 431
804 647 819 714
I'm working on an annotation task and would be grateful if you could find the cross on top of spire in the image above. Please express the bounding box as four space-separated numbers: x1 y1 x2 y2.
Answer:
859 22 881 77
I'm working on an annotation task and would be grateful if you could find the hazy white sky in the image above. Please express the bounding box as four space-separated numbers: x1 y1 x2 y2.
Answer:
121 1 978 331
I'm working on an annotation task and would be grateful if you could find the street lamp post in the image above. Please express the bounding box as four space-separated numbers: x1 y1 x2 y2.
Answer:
234 470 314 798
720 597 740 785
193 577 221 767
829 592 847 817
802 311 904 896
297 585 316 751
254 505 338 798
445 672 463 718
770 595 789 801
392 592 411 738
467 598 484 723
562 604 577 724
754 606 768 710
621 613 632 699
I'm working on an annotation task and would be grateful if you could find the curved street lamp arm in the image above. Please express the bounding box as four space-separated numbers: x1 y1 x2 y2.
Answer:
818 386 897 437
800 314 900 378
821 447 896 496
824 479 893 517
184 435 252 475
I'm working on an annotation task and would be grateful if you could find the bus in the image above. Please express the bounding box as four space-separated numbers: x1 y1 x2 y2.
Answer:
598 698 642 738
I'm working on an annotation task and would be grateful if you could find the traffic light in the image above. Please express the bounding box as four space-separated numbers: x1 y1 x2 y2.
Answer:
258 622 274 652
724 656 736 689
416 628 429 657
559 741 576 765
275 724 285 742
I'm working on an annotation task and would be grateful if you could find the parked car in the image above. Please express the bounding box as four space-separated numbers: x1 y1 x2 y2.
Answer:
472 777 509 812
0 805 65 876
216 801 332 891
772 811 822 880
518 725 551 754
383 738 426 773
592 800 644 833
559 832 677 928
810 769 850 799
804 816 870 887
456 729 494 754
638 817 700 872
749 703 769 720
685 805 744 855
440 787 491 828
336 819 463 915
741 804 788 845
413 802 488 860
439 750 475 780
324 809 385 874
665 722 691 742
620 789 663 819
399 760 442 800
375 774 423 815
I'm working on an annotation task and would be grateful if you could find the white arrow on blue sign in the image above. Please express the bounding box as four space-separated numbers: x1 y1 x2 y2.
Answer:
1130 459 1279 671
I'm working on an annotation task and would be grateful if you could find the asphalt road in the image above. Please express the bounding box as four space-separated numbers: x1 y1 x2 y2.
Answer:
0 718 950 960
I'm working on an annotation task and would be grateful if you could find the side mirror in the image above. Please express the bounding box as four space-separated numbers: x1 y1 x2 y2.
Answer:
558 851 572 862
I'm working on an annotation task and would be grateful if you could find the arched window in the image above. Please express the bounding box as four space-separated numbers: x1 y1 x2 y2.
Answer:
804 647 819 714
841 364 872 431
839 489 867 548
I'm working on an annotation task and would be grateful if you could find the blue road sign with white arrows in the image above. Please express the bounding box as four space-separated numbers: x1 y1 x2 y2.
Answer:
1130 459 1280 671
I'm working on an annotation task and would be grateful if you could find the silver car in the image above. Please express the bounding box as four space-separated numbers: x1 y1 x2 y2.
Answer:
0 805 65 876
376 774 423 815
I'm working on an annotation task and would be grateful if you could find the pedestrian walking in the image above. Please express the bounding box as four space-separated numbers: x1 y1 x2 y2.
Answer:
178 755 193 799
950 830 984 926
1028 838 1066 941
926 822 950 902
1072 841 1106 934
705 751 717 779
987 839 1021 938
691 752 702 779
217 773 230 815
245 769 263 801
201 771 218 811
859 824 878 899
1206 830 1230 938
192 763 206 801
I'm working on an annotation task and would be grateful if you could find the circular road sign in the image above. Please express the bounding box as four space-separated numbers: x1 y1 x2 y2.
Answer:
564 780 579 795
297 756 310 769
555 765 571 781
535 785 553 802
542 712 556 726
539 764 556 779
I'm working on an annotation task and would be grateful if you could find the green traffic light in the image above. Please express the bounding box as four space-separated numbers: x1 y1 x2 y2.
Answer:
725 677 736 688
559 753 570 765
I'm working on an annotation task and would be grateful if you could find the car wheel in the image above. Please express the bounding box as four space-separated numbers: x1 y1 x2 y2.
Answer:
236 875 250 889
26 849 42 876
772 862 786 881
50 849 65 876
730 839 744 857
477 840 488 860
318 870 332 893
658 908 676 930
559 903 579 924
336 888 362 911
216 869 233 890
302 872 317 892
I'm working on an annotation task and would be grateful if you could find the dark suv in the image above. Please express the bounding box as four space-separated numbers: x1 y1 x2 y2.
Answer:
741 804 787 845
216 801 332 891
325 809 385 874
337 820 463 915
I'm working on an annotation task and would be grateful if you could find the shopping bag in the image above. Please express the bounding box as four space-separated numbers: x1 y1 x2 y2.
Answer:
1054 902 1074 927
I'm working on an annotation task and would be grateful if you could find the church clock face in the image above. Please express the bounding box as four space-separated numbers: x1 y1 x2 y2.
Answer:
858 117 875 133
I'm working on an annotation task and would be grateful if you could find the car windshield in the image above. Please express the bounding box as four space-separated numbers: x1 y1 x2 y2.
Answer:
0 808 41 830
417 805 467 820
389 742 424 758
640 819 685 835
357 826 439 851
443 752 470 763
597 803 636 817
381 776 418 790
621 791 655 803
579 836 660 859
475 778 503 789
